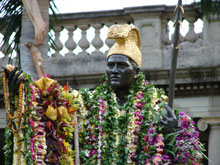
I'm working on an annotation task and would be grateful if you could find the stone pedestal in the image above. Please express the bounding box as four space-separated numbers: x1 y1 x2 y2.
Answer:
198 117 220 165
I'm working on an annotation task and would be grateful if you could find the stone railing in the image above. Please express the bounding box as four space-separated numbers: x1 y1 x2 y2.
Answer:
44 4 205 80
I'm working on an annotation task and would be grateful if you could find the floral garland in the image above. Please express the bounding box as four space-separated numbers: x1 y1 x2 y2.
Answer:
79 72 206 164
2 66 206 164
30 77 79 164
2 65 33 164
2 66 80 165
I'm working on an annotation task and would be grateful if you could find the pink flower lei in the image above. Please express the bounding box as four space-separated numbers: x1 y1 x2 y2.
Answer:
79 72 206 164
29 84 47 164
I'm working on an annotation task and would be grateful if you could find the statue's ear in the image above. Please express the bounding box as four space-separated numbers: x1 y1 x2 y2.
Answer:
135 68 140 78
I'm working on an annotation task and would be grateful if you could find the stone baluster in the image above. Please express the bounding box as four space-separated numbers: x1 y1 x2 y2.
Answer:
52 26 63 57
184 17 197 43
91 23 104 56
78 24 90 56
161 19 170 45
105 23 114 55
197 117 220 165
65 25 77 57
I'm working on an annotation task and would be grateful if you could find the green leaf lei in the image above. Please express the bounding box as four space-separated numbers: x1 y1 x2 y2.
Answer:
79 72 206 164
23 75 34 165
3 74 34 165
80 72 165 164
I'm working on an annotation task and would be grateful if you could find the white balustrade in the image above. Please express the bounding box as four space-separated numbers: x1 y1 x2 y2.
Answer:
78 24 90 56
104 23 114 55
91 23 104 56
0 5 205 63
184 17 198 42
65 25 77 57
52 26 63 57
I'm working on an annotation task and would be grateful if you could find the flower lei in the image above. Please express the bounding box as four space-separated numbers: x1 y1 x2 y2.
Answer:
30 77 79 164
2 65 33 165
79 72 206 164
2 66 80 165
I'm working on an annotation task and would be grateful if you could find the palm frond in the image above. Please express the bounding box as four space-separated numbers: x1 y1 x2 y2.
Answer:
49 0 60 51
0 0 22 67
0 0 59 68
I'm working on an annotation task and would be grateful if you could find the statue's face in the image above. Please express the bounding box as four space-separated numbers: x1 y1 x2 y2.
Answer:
106 54 138 90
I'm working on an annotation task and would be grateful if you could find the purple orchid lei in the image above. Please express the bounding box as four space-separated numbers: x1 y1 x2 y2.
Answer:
79 72 206 165
29 83 47 164
26 79 77 164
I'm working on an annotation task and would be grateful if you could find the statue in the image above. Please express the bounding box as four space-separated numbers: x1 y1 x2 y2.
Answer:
2 24 205 164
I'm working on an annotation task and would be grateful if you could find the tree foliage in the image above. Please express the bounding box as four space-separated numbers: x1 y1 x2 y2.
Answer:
0 0 22 65
195 0 220 19
0 0 58 68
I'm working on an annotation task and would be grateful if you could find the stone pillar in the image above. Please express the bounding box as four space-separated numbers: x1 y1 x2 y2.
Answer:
208 124 220 165
128 12 163 70
198 117 220 165
203 16 220 46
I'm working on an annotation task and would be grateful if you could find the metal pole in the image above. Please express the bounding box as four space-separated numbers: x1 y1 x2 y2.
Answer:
168 0 184 108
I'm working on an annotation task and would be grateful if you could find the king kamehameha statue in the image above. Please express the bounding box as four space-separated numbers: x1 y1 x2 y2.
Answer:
2 24 206 164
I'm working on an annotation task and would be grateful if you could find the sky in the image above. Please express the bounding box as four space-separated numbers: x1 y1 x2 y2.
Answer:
54 0 197 13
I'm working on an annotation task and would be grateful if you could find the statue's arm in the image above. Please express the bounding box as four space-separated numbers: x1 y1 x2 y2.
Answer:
160 103 206 163
160 104 178 134
2 65 27 94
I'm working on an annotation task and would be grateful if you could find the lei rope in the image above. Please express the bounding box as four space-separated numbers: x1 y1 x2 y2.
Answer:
79 72 206 165
3 70 28 131
2 65 32 164
2 71 25 131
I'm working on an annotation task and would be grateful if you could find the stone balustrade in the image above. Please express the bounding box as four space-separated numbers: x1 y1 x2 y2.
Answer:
1 5 216 78
44 5 206 79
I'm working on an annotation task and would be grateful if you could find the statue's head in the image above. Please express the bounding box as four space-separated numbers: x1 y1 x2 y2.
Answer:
106 54 139 90
106 24 142 90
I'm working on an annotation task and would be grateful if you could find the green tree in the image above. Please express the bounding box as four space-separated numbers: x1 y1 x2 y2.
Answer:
195 0 220 19
0 0 57 77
